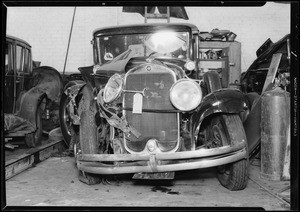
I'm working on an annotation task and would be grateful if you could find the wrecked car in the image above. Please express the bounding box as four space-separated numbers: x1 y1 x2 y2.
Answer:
60 23 249 190
240 34 290 94
4 35 63 147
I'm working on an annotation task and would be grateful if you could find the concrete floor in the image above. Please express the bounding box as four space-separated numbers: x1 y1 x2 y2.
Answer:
4 153 290 210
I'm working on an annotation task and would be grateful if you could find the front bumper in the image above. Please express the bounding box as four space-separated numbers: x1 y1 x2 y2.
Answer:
76 140 247 175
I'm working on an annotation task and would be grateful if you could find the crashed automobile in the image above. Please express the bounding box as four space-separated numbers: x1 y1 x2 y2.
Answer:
240 34 290 94
60 23 249 190
4 35 63 147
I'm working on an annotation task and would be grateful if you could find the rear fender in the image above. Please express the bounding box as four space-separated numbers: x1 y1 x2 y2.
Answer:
16 88 47 130
192 89 248 136
32 66 64 103
16 66 63 130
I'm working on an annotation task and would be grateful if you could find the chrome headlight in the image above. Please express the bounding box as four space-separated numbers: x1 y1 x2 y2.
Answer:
103 74 123 103
170 79 202 111
184 60 196 71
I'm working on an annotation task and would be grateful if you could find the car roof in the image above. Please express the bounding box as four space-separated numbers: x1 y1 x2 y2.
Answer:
246 34 290 71
6 35 32 48
93 23 199 37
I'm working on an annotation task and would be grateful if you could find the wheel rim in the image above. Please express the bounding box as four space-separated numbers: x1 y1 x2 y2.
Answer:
212 118 231 175
62 96 72 137
211 121 228 147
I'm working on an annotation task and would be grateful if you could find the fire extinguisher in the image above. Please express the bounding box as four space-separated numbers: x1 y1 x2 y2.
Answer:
260 86 290 181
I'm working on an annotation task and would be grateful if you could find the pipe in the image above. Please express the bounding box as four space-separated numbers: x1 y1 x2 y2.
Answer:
62 7 76 77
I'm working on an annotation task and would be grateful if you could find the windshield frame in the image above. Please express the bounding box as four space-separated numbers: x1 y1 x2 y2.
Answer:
94 30 191 65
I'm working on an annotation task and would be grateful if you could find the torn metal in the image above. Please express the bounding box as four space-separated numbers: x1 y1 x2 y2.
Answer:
96 90 141 139
64 83 86 125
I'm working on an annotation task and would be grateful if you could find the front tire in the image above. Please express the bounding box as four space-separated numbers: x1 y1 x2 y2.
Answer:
77 85 101 185
210 114 249 190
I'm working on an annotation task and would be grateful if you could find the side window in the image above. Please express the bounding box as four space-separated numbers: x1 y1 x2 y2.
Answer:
16 45 24 73
23 48 31 74
5 42 13 75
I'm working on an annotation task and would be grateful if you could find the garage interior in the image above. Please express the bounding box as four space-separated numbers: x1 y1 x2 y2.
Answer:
2 2 298 211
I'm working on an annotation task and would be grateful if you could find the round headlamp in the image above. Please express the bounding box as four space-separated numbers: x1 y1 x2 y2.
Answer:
103 74 123 103
170 79 202 111
185 60 196 71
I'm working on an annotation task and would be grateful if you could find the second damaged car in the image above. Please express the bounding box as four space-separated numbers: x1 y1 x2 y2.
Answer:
61 23 249 190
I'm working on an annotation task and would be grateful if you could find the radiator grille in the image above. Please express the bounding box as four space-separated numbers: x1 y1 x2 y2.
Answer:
123 63 179 152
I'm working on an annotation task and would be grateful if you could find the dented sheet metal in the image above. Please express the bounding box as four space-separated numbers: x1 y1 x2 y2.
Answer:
6 67 64 138
4 113 35 136
96 90 141 139
31 67 64 103
64 83 86 125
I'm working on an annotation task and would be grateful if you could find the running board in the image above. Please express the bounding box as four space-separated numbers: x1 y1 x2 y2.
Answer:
5 139 66 180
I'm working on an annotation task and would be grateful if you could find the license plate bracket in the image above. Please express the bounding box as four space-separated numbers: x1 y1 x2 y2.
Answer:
132 172 175 180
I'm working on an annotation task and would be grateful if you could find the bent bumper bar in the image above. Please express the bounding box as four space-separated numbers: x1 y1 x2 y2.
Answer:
76 140 248 175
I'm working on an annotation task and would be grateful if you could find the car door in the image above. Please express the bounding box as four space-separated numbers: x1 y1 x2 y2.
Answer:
14 42 27 114
4 39 15 114
22 46 33 91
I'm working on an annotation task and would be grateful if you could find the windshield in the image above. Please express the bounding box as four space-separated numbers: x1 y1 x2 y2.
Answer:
96 31 189 65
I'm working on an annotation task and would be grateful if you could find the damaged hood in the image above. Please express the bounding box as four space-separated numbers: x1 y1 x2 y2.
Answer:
96 48 137 74
95 49 187 76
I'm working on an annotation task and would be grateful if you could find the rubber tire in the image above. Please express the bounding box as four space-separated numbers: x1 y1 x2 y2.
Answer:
59 80 84 146
25 104 43 147
78 170 102 185
77 86 101 185
211 114 249 191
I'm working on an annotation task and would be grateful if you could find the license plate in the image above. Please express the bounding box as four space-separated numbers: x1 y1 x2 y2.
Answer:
132 172 175 180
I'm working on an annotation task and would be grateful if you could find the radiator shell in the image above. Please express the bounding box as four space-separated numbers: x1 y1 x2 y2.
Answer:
123 63 180 153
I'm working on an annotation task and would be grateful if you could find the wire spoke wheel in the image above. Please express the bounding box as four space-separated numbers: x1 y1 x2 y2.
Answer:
59 93 72 146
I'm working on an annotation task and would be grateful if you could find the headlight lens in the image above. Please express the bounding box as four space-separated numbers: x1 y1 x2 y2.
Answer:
185 60 196 71
103 74 123 103
170 79 202 111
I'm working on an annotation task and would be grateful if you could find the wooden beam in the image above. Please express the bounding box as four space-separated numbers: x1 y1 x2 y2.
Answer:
5 140 65 180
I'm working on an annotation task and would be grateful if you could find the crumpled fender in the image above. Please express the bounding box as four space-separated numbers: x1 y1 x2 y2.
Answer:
16 88 47 131
64 82 87 125
192 88 248 136
16 66 63 129
31 66 64 103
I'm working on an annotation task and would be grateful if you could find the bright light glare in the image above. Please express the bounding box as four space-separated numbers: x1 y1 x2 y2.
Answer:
145 31 186 54
151 31 177 48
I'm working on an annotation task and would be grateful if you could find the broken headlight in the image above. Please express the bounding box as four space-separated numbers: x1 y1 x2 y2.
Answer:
103 74 123 103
